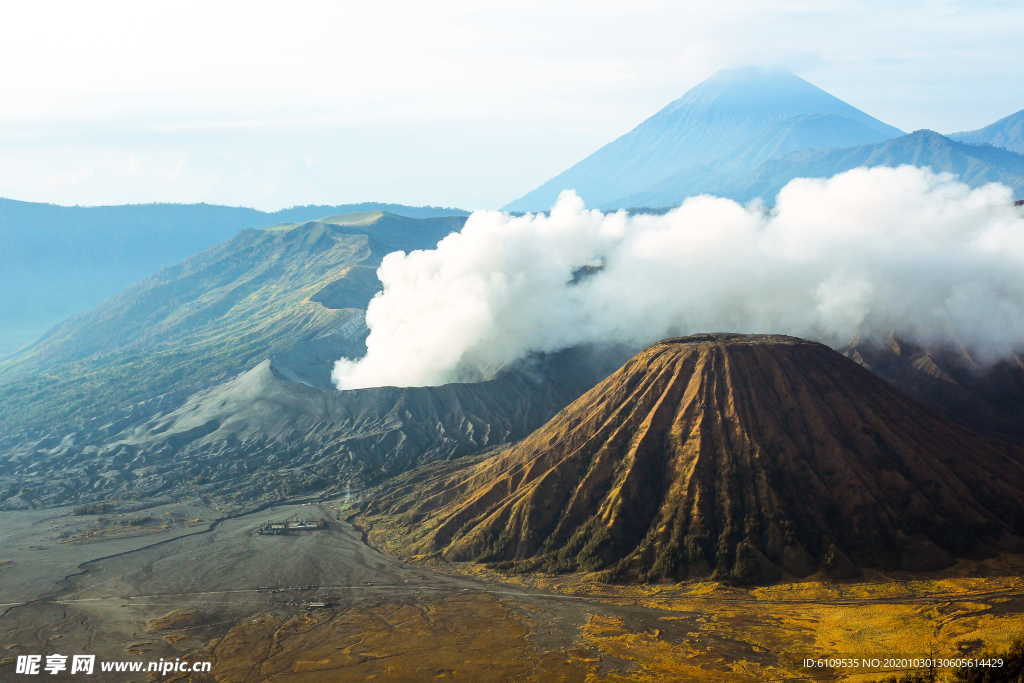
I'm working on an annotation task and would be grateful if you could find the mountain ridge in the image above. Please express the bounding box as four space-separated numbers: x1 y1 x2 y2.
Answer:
3 211 464 372
0 212 468 457
724 129 1024 204
951 109 1024 154
0 344 620 509
0 198 468 355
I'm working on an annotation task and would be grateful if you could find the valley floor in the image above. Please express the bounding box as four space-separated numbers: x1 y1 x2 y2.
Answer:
2 498 1023 681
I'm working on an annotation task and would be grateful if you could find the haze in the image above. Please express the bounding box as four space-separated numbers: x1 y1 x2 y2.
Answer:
2 0 1022 210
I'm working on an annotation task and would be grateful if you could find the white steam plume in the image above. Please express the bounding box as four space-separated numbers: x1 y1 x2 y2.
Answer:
333 166 1024 389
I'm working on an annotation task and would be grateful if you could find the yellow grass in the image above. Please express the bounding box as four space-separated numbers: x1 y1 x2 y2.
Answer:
183 555 1024 681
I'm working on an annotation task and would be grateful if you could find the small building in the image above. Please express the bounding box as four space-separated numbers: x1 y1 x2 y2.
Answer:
256 519 326 535
287 520 325 530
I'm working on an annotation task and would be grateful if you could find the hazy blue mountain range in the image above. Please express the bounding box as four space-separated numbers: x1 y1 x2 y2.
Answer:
0 199 467 355
731 129 1024 203
505 67 904 212
0 210 626 509
0 212 465 443
951 109 1024 154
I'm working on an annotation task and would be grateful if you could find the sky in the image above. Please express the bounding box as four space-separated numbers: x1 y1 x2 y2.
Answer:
1 0 1021 211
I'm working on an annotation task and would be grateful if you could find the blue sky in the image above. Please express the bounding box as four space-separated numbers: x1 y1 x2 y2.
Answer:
1 0 1021 210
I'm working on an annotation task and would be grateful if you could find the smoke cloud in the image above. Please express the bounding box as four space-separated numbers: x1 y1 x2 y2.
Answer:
333 166 1024 389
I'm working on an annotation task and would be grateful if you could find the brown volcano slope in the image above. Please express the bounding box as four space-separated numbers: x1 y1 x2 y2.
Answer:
843 337 1024 443
361 334 1024 585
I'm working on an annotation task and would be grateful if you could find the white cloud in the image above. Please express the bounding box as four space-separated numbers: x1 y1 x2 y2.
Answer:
334 166 1024 388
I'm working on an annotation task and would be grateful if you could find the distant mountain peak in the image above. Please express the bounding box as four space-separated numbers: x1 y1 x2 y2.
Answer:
683 66 825 93
505 68 903 212
951 108 1024 154
695 65 813 90
655 67 901 139
908 128 943 137
707 65 794 78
